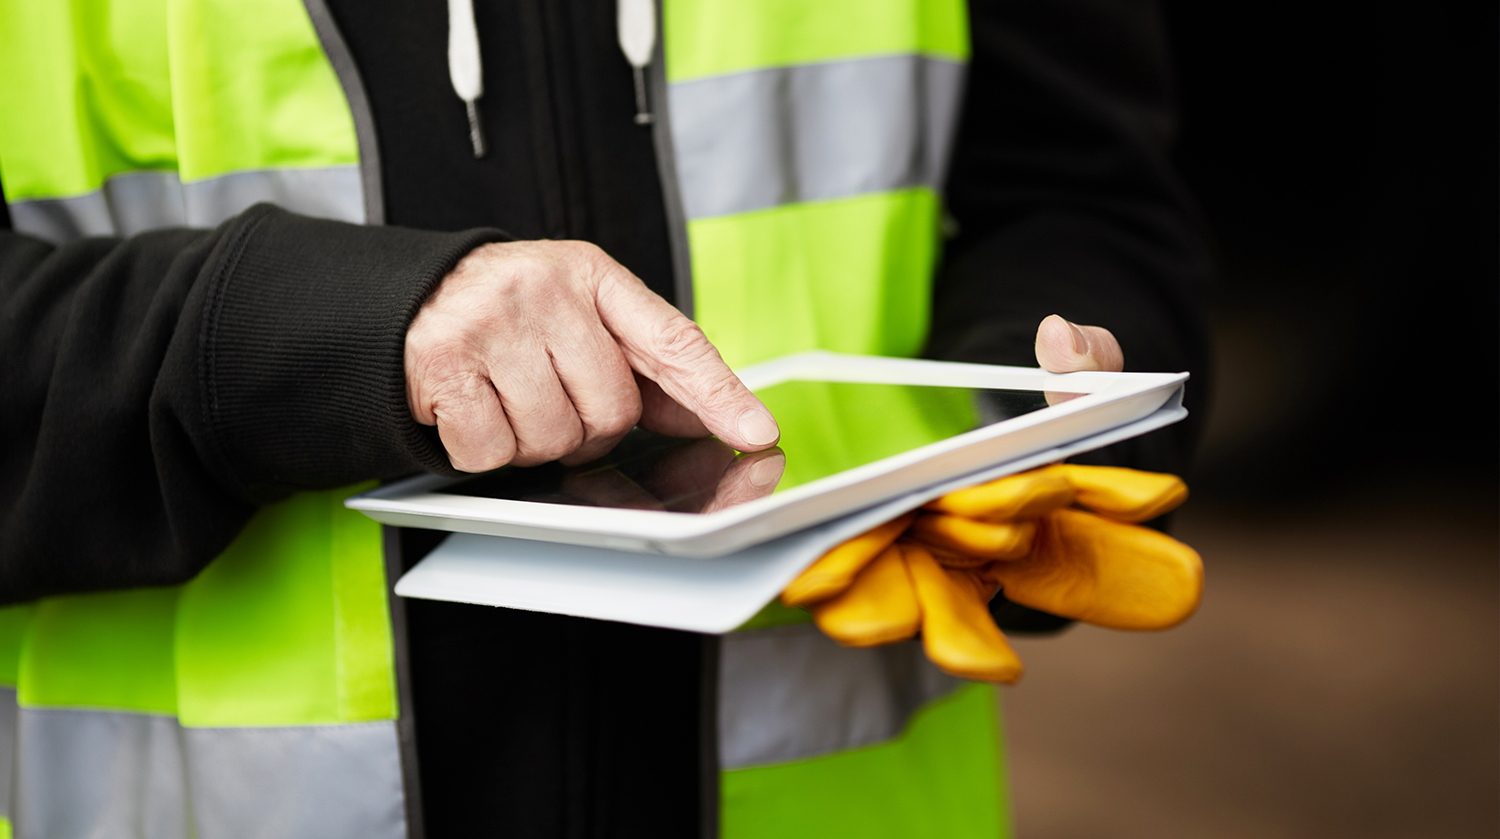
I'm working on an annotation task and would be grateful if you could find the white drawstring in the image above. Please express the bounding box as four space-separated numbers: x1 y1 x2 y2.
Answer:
617 0 656 125
448 0 653 150
447 0 487 157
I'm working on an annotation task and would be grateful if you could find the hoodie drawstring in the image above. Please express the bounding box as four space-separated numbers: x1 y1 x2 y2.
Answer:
616 0 657 125
447 0 656 155
447 0 487 157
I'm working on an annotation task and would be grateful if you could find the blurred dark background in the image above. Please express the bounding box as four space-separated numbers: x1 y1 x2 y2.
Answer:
1169 0 1497 500
1002 3 1498 837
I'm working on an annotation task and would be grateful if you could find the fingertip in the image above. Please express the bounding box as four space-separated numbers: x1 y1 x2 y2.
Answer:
1035 314 1078 372
735 407 780 450
1035 316 1124 373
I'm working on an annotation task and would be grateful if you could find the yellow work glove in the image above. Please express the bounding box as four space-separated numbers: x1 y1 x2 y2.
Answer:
780 464 1203 684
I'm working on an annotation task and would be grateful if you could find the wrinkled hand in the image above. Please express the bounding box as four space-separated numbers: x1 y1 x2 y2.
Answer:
781 465 1202 684
405 241 780 471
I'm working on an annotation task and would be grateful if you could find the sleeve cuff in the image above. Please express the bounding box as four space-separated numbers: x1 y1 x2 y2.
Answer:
197 204 507 500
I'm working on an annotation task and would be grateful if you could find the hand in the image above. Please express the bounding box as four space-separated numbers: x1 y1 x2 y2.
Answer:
405 241 780 471
781 465 1200 684
1034 314 1124 404
1034 313 1124 373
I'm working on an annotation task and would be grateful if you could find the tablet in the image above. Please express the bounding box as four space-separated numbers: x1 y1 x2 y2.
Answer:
348 351 1188 557
390 401 1186 634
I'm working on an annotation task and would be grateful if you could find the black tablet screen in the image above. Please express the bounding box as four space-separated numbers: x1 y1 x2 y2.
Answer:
442 381 1074 513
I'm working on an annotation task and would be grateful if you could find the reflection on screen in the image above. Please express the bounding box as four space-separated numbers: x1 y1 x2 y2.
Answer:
443 381 1077 513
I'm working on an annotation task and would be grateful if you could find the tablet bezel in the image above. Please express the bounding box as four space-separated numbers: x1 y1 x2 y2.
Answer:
347 351 1188 557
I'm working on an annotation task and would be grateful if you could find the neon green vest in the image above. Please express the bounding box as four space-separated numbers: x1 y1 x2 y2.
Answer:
0 2 401 836
0 0 1010 836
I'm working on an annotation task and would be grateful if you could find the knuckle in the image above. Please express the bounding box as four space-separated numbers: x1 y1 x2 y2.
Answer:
467 242 508 267
510 254 559 289
414 343 470 379
652 319 714 368
558 241 613 290
556 239 605 262
693 376 741 412
514 252 591 304
428 367 488 406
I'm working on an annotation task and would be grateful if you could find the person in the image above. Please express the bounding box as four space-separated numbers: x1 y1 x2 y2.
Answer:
0 0 1210 836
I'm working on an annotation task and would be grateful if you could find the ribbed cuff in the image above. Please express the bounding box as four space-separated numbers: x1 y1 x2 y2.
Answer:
197 204 506 500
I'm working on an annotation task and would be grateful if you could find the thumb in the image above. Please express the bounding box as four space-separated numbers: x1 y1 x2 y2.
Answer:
1035 314 1124 373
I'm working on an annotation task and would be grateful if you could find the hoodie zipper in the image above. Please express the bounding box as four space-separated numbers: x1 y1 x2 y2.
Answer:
447 0 690 308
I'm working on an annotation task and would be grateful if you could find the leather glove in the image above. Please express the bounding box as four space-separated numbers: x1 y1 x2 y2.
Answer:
780 465 1203 684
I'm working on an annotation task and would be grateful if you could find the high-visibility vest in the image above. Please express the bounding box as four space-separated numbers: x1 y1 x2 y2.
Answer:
0 0 1010 837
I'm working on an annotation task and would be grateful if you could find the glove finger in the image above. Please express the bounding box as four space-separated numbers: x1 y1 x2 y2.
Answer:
906 540 991 569
924 465 1073 521
990 508 1203 630
811 544 922 647
909 514 1036 560
904 544 1024 684
1057 464 1188 523
782 512 916 606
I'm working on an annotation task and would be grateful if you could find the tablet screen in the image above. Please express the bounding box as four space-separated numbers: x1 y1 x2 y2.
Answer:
443 381 1079 513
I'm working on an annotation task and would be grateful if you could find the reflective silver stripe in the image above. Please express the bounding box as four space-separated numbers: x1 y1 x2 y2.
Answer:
9 171 187 242
0 687 15 825
16 707 190 839
668 54 966 220
9 166 365 245
13 706 404 839
184 720 406 839
183 166 364 228
718 622 959 768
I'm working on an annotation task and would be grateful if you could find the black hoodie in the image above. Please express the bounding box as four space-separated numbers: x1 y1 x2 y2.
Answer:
0 0 1212 834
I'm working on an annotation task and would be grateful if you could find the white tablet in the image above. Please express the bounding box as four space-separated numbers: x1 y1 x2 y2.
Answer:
348 351 1188 557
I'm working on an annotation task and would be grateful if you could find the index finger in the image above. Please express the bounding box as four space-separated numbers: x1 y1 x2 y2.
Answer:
594 271 779 451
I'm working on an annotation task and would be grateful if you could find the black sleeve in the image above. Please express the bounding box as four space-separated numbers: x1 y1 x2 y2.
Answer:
929 0 1214 477
0 203 504 603
929 0 1214 633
